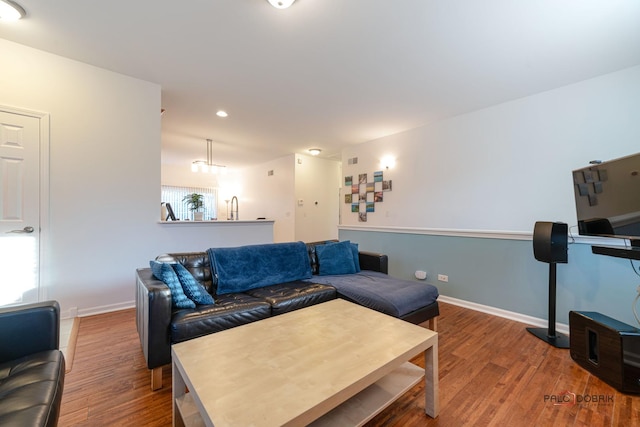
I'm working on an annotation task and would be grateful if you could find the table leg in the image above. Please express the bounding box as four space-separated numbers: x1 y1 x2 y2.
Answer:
173 359 187 427
424 338 439 418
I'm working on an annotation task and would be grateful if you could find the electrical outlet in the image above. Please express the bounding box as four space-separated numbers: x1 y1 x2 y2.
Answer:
437 274 449 282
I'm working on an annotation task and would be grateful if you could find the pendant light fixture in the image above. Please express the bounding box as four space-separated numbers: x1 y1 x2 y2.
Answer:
0 0 25 21
268 0 296 9
192 139 227 174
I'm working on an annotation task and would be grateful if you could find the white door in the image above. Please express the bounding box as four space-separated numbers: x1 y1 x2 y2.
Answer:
0 110 42 306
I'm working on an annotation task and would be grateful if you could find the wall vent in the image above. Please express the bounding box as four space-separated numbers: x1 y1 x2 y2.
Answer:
267 170 274 176
348 157 358 165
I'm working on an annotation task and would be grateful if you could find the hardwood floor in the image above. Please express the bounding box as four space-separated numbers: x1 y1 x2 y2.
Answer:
59 302 640 426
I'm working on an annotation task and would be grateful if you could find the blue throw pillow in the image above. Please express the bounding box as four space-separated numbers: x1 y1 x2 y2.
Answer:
350 242 361 272
321 240 360 273
317 240 357 276
150 261 195 309
172 263 215 305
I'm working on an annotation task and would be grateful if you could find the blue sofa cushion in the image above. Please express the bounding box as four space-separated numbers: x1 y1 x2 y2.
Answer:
305 271 439 318
150 261 196 309
316 240 357 276
172 263 215 306
208 242 313 295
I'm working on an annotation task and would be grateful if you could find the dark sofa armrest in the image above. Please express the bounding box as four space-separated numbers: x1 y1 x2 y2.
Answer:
136 268 172 369
359 251 388 274
0 300 60 363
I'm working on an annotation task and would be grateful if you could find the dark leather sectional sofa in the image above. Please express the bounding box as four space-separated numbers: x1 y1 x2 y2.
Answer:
0 301 65 427
135 241 439 390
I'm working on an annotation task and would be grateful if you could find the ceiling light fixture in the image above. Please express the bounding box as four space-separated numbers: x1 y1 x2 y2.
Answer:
268 0 296 9
308 148 321 156
192 139 227 174
0 0 25 21
216 110 228 118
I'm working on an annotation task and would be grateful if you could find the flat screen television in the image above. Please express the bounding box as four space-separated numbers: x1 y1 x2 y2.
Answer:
572 152 640 248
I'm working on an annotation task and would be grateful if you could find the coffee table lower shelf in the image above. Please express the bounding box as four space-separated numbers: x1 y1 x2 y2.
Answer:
175 361 424 427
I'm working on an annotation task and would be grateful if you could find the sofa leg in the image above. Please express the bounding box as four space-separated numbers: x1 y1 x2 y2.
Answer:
428 316 438 332
151 367 163 391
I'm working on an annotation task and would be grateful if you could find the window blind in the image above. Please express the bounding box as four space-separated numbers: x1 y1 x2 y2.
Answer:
161 186 217 221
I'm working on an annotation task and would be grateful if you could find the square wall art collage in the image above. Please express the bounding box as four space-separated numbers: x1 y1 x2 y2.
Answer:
344 171 392 222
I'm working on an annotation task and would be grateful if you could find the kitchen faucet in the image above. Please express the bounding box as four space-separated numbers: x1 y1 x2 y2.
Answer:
230 196 238 220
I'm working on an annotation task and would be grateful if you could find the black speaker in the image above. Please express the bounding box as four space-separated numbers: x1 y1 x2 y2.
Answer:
527 221 570 348
569 311 640 394
533 221 568 264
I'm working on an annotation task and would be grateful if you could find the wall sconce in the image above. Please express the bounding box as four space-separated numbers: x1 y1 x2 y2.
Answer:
381 155 396 170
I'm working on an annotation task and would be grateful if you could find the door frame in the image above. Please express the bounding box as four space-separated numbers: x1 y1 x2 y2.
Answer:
1 104 50 302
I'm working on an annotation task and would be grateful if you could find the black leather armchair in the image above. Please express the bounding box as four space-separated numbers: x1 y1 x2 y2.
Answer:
0 301 66 427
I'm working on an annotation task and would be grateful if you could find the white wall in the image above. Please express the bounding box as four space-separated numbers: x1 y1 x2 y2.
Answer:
233 154 342 243
0 39 160 315
341 65 640 232
294 154 341 242
339 65 640 327
10 35 633 320
1 39 273 317
238 155 296 242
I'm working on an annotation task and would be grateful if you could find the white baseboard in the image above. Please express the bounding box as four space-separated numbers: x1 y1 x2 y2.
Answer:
61 301 135 319
438 295 569 335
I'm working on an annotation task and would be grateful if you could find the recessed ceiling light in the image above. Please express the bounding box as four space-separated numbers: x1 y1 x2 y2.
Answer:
308 148 321 156
216 110 228 118
0 0 25 21
268 0 296 9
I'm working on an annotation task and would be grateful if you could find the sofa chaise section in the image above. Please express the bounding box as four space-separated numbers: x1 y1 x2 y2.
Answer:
304 270 439 328
306 241 439 329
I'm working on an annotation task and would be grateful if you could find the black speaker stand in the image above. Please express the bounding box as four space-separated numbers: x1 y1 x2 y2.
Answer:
526 263 570 348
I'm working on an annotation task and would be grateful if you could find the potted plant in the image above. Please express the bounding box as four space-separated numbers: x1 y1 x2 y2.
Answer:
183 193 204 220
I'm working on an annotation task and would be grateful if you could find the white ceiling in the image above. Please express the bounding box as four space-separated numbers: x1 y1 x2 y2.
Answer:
1 0 639 168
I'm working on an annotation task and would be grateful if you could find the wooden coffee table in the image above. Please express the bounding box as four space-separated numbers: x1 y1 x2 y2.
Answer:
172 299 438 426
